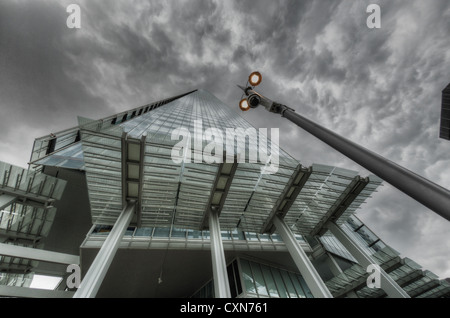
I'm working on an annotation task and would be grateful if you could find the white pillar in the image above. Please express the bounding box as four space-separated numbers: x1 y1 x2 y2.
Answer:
325 221 410 298
209 207 231 298
73 202 135 298
273 215 333 298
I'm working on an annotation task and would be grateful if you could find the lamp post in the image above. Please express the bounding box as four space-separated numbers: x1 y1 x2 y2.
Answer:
237 73 450 222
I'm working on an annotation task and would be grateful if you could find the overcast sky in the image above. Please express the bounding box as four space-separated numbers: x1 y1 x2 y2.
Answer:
1 0 449 279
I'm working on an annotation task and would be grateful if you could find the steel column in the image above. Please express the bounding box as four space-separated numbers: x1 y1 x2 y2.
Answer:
208 207 231 298
73 202 135 298
272 215 333 298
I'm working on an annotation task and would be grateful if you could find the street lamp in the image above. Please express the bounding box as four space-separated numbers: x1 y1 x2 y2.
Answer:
239 98 250 111
248 71 262 87
238 72 450 222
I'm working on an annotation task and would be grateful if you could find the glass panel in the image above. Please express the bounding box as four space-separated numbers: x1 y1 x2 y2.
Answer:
240 259 257 295
134 227 153 237
171 227 187 238
271 234 283 242
153 227 171 238
250 262 269 296
271 268 288 298
261 265 279 297
245 232 259 241
281 271 298 298
187 229 202 239
221 230 231 240
289 272 306 298
231 229 245 241
125 227 135 236
298 275 314 298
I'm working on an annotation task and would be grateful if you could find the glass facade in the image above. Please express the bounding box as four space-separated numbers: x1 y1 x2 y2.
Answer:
90 223 306 244
35 89 381 239
322 216 450 298
0 161 67 289
192 258 313 299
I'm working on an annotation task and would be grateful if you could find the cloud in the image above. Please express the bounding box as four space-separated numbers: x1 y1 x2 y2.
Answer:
0 0 449 279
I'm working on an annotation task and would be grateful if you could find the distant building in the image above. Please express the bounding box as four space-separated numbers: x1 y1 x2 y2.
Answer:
440 83 450 140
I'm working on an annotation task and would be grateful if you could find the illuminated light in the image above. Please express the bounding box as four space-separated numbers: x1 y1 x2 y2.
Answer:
239 99 250 111
248 71 262 86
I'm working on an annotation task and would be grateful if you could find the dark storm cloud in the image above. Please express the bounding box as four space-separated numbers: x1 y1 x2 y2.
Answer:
0 0 449 278
0 1 109 132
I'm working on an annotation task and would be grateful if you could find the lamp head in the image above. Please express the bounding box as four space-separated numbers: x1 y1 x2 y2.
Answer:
248 71 262 87
239 98 250 111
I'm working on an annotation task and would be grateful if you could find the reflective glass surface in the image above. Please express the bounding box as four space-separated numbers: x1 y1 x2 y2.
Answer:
75 89 381 235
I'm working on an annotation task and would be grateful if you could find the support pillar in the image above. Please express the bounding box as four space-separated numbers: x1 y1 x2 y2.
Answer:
325 221 410 298
273 215 333 298
208 207 231 298
73 202 135 298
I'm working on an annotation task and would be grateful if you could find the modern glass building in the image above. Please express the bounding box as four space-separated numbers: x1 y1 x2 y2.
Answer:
0 89 449 298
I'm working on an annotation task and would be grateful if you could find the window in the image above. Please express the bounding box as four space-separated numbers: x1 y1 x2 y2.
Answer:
46 138 57 155
237 258 312 298
251 262 269 296
227 260 243 298
240 259 257 294
92 225 112 235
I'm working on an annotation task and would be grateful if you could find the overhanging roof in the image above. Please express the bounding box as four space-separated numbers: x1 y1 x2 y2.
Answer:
29 89 382 237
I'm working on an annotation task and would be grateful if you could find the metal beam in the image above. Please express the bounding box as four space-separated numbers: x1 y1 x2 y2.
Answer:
0 229 42 244
0 243 79 265
0 194 16 210
122 134 146 227
273 215 333 298
261 164 312 234
0 263 32 273
201 160 238 230
325 221 410 298
209 207 231 298
409 280 441 298
310 176 369 237
0 285 74 298
0 188 55 209
73 202 135 298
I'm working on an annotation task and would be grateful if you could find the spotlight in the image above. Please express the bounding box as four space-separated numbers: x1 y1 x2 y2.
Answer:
239 98 250 111
248 71 262 86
